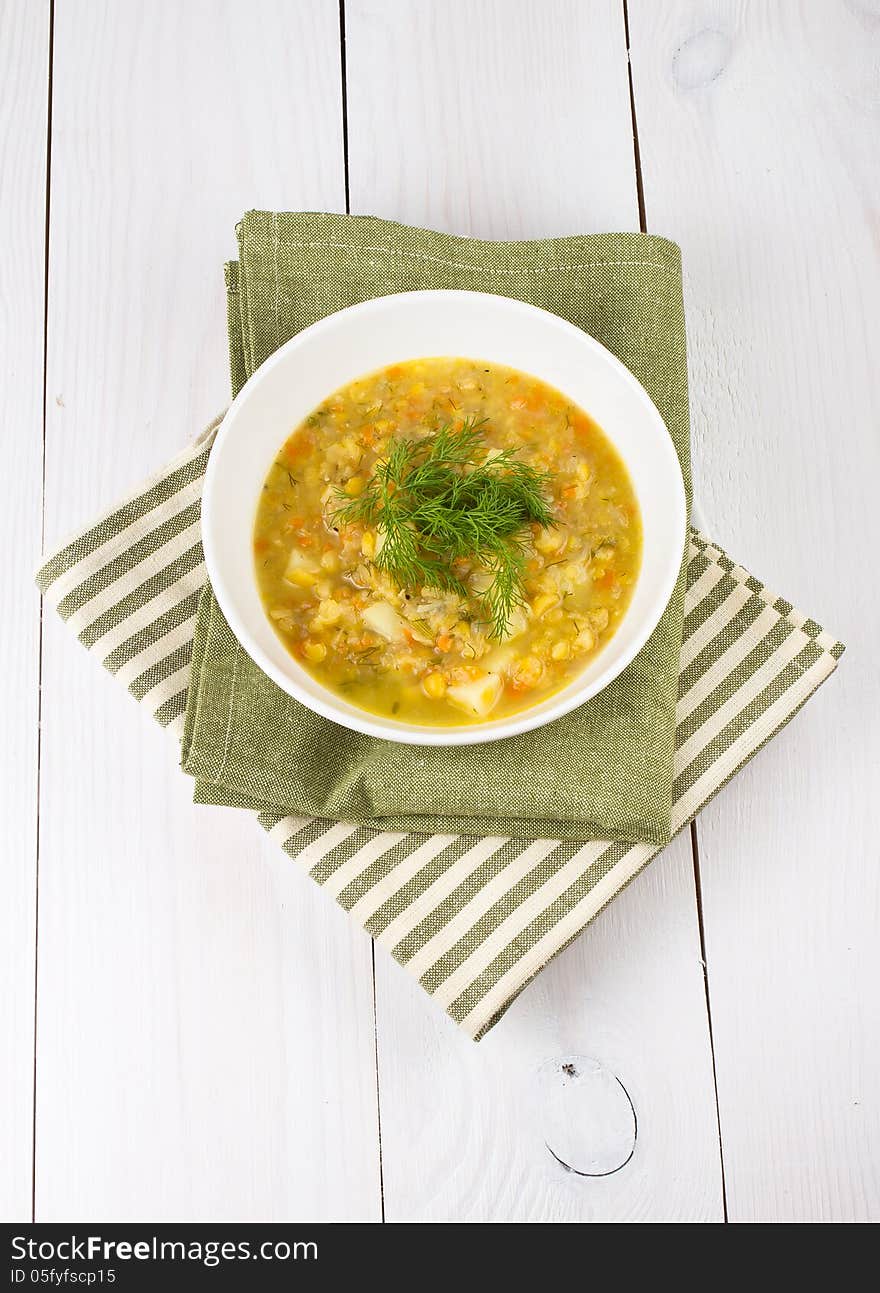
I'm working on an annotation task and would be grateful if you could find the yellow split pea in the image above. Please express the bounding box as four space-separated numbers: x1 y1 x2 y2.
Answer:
254 358 642 725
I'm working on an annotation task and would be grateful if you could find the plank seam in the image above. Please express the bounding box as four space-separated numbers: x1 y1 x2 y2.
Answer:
625 0 727 1219
339 0 384 1221
32 0 55 1227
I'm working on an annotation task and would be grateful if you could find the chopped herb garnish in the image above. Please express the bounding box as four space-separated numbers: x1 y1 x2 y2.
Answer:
334 417 555 637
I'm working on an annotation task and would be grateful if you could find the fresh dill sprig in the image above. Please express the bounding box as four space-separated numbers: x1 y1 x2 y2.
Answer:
335 417 555 637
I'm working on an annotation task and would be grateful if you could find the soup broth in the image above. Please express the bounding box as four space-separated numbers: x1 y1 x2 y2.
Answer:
254 357 642 725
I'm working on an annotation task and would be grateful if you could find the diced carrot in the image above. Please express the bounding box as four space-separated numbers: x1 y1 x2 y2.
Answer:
284 432 314 464
436 634 454 652
254 537 269 555
562 484 578 500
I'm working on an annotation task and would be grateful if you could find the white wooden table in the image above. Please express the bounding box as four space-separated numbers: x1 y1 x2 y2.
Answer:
2 0 877 1223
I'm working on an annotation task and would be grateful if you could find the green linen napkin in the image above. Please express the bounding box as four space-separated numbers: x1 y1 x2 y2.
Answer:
181 213 692 845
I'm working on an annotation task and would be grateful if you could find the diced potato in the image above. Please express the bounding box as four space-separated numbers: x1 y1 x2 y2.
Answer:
589 607 610 632
422 671 447 699
574 626 596 653
283 547 319 586
321 550 341 573
551 640 571 661
503 606 529 640
481 643 517 676
362 601 408 642
447 673 503 718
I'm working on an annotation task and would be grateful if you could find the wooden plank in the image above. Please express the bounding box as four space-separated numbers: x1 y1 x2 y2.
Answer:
347 0 639 237
0 0 48 1223
38 0 381 1221
347 0 725 1221
629 0 880 1221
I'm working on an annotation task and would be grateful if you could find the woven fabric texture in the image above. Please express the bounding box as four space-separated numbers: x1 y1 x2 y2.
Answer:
185 213 693 844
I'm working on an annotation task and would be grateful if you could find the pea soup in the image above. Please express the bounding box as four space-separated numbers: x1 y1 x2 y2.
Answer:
254 358 642 725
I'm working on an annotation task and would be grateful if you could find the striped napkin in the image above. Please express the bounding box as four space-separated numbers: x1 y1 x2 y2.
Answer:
37 423 843 1038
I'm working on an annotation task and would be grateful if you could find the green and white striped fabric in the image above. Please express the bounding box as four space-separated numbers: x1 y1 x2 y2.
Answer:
37 423 844 1040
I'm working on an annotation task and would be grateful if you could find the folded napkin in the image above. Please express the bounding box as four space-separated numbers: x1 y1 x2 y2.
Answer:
38 214 844 1039
184 214 694 845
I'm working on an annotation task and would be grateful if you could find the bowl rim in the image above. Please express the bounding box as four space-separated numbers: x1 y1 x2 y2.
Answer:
202 289 687 747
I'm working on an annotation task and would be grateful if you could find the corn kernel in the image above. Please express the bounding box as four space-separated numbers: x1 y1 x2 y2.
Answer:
535 530 564 556
287 568 318 588
303 641 327 663
361 531 376 558
345 475 366 497
423 671 447 699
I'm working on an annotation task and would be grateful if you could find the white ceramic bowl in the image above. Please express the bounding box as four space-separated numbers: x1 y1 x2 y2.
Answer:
202 290 686 746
